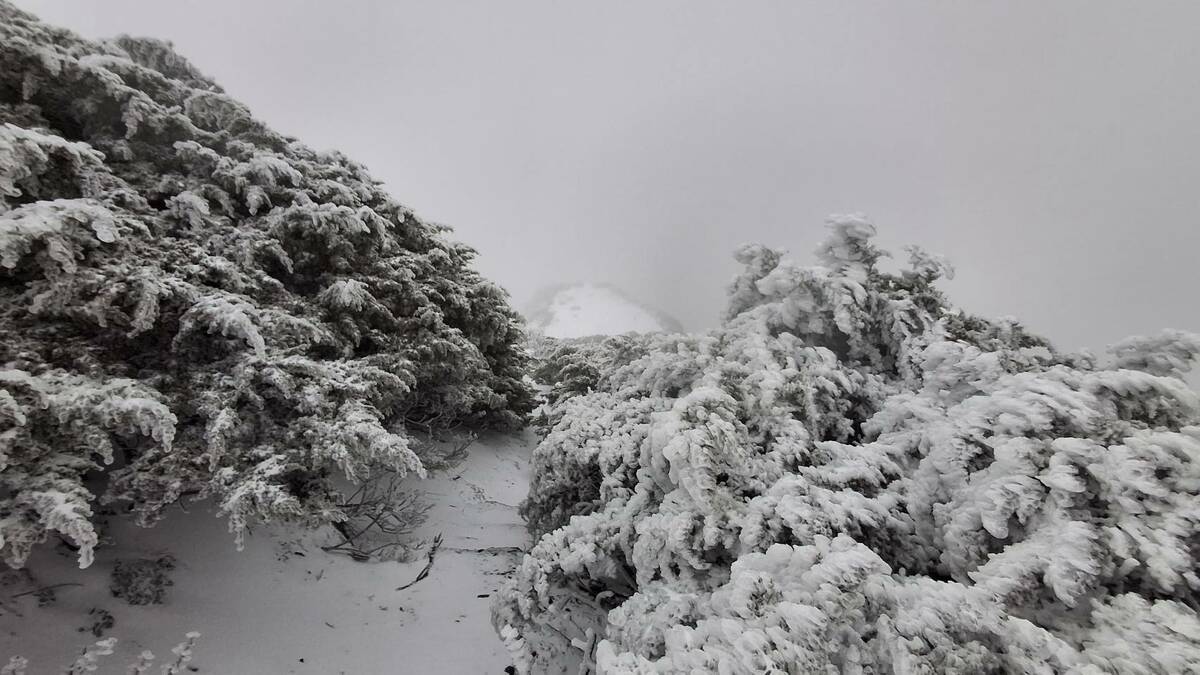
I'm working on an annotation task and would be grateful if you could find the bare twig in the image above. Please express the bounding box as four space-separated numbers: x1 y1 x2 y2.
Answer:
443 545 526 555
322 472 430 562
396 533 442 591
418 430 477 472
11 582 83 599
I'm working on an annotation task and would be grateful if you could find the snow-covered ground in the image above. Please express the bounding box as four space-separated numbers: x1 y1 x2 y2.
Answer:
0 432 534 673
525 283 681 338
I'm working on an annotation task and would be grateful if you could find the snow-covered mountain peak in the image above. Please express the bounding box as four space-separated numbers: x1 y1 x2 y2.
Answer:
524 283 682 339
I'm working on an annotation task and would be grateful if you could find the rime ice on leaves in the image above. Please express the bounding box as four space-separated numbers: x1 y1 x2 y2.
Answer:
496 216 1200 673
0 2 532 568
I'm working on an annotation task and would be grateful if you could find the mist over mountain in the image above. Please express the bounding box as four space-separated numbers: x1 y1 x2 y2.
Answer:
523 282 683 339
5 2 1200 673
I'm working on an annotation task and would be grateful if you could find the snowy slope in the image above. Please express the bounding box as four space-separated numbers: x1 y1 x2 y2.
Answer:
0 432 534 674
525 283 682 339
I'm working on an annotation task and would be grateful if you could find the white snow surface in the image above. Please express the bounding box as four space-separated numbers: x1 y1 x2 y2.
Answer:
0 432 534 674
526 283 680 339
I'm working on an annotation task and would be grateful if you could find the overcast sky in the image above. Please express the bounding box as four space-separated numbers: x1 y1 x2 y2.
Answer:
19 0 1200 352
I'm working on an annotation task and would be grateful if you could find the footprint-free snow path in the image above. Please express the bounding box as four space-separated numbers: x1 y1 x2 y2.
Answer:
0 431 535 673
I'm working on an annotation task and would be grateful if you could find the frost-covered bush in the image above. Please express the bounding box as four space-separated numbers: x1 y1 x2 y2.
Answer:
0 3 533 569
3 632 200 675
494 215 1200 673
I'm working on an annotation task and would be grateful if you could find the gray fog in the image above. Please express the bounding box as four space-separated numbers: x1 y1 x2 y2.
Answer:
21 0 1199 352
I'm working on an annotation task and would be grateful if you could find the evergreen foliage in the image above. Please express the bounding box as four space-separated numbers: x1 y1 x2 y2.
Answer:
0 2 532 569
495 216 1200 673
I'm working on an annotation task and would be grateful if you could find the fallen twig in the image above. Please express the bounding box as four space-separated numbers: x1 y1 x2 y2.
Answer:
443 545 526 555
11 582 83 599
396 533 442 591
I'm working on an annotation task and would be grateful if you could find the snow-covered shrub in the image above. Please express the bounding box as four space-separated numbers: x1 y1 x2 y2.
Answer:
495 215 1200 673
0 3 533 569
527 333 657 415
63 637 117 675
4 632 200 675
